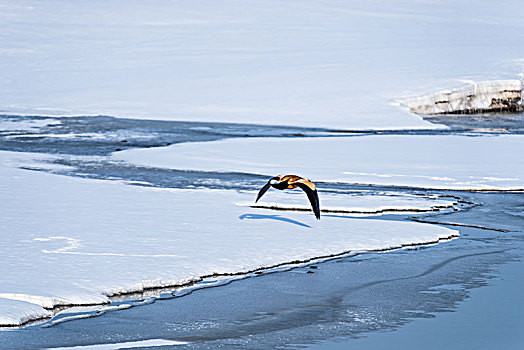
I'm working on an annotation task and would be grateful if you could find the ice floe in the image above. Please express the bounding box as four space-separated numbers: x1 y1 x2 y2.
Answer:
0 151 457 326
114 135 524 190
240 190 458 215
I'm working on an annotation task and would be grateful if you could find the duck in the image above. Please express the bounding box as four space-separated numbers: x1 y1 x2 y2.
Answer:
255 175 320 219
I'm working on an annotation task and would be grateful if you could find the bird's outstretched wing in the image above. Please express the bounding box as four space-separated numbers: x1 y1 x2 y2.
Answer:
296 181 321 219
255 180 272 203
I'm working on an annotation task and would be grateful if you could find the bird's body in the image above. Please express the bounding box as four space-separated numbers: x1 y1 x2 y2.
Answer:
255 175 321 219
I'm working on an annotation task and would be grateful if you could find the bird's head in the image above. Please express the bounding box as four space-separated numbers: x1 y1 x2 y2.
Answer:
269 177 281 186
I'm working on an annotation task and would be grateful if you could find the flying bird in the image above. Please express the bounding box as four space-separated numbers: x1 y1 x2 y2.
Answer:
255 175 320 219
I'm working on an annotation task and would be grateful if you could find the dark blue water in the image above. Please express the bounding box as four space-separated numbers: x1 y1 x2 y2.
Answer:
0 114 331 156
309 259 524 350
2 113 523 157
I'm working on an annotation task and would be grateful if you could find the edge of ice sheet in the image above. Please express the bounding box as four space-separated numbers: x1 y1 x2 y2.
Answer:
243 202 455 215
402 80 523 115
0 299 52 327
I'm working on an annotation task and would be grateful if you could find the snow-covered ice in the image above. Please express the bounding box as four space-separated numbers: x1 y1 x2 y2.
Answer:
115 135 524 190
1 0 523 129
242 190 458 215
0 151 457 326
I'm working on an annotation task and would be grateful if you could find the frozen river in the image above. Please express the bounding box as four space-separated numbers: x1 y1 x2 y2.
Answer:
1 0 523 348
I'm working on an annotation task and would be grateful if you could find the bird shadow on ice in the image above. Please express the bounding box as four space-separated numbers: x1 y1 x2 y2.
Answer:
239 213 311 228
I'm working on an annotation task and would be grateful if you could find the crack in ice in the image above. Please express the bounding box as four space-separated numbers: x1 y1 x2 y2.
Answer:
34 237 181 258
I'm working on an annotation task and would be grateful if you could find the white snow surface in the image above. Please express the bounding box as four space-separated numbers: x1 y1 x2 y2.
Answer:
115 135 524 190
0 151 457 326
1 0 524 129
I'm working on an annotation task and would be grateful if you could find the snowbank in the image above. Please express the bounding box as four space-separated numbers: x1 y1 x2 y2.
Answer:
403 80 522 115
